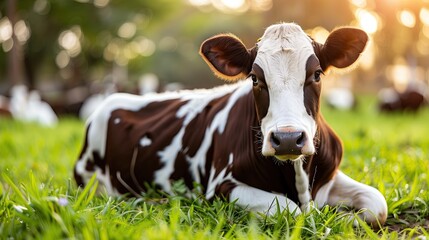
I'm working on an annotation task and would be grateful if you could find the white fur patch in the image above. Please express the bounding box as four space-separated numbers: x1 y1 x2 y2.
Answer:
97 165 120 196
293 158 311 211
154 127 186 193
205 153 234 199
139 136 152 147
314 178 335 208
186 83 252 183
255 23 317 157
74 151 92 185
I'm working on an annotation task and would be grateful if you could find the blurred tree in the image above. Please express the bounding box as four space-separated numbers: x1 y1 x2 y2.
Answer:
0 0 179 92
5 0 26 87
374 0 425 65
266 0 354 29
4 0 426 96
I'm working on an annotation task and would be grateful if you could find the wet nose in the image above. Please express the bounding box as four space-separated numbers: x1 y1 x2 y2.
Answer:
270 131 306 156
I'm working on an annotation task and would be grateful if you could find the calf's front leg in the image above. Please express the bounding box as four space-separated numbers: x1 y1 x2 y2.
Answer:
229 183 302 216
315 170 388 227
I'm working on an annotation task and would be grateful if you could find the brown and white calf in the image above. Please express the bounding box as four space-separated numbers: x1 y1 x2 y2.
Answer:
74 23 387 226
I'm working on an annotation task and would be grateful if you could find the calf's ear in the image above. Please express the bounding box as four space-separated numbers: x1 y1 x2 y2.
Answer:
200 34 254 82
318 28 368 70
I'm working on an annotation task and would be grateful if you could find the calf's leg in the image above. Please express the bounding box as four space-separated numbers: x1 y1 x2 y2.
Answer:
315 170 388 227
229 183 301 216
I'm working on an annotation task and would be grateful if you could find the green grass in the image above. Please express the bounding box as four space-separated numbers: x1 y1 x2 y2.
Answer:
1 96 429 239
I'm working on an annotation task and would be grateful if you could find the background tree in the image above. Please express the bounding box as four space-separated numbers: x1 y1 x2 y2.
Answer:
1 0 429 96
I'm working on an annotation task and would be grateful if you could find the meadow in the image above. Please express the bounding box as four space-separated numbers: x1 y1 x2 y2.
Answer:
1 96 429 239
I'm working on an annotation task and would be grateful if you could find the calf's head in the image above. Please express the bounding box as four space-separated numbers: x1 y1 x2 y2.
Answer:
200 23 367 161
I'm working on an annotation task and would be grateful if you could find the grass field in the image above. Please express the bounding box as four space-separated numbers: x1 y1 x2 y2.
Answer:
1 96 429 239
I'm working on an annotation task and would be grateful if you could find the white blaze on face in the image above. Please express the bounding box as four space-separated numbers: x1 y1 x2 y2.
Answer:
255 23 317 159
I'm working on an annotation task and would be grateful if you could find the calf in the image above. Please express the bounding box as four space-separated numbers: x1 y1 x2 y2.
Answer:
74 23 387 226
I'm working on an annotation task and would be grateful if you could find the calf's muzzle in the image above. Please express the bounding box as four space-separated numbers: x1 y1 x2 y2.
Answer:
270 130 307 156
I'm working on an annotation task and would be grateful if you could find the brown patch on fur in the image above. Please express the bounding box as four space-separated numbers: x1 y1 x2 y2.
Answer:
308 115 343 198
105 99 187 194
251 63 270 121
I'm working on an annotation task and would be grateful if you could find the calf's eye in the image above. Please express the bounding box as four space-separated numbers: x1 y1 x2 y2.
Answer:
314 70 323 82
250 74 259 86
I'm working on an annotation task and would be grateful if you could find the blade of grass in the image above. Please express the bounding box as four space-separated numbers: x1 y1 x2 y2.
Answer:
73 174 98 209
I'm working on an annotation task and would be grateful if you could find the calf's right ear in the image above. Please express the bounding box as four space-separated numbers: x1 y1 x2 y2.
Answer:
200 34 255 82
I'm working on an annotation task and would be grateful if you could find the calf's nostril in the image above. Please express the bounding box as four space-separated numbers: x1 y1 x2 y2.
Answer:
296 132 306 147
270 132 281 147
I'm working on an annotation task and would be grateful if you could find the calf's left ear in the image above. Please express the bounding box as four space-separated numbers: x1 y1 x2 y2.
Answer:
200 34 255 81
318 28 368 70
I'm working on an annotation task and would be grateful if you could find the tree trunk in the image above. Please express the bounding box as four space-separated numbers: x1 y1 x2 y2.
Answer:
7 0 27 87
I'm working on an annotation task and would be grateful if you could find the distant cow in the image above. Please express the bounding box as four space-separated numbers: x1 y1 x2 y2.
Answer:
74 23 387 226
326 87 356 110
378 87 426 112
9 85 58 127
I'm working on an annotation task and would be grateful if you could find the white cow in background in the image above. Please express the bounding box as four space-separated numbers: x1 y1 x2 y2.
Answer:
139 73 159 95
79 81 118 121
9 85 58 127
325 87 355 110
